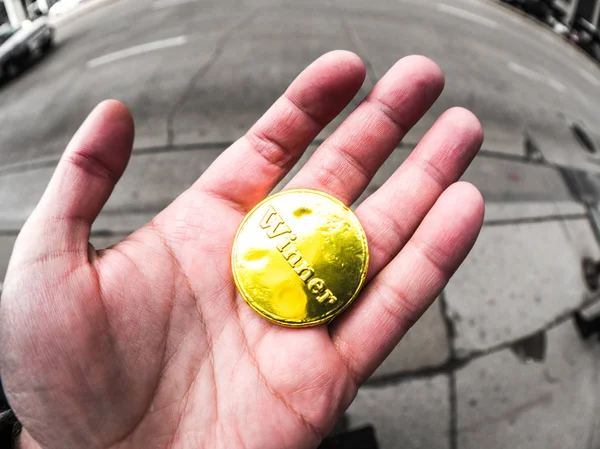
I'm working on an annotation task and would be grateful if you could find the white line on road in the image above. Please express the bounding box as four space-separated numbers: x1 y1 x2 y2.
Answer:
87 36 188 69
436 4 498 29
153 0 196 9
508 62 542 81
507 61 566 92
578 68 600 87
546 78 567 92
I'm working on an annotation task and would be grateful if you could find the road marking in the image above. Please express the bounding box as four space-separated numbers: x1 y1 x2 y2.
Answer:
546 78 567 92
87 36 188 68
507 62 566 92
152 0 195 9
578 68 600 87
436 4 498 29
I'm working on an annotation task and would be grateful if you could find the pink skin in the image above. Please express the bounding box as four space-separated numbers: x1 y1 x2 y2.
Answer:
0 51 484 449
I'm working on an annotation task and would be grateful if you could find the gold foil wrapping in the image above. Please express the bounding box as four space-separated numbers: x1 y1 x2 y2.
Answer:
232 189 369 327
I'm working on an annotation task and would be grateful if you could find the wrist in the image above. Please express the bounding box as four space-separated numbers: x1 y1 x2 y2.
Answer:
0 409 39 449
16 429 41 449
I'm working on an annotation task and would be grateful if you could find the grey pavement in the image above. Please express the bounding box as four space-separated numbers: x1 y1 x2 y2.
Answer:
456 321 600 449
1 0 600 448
371 299 450 379
446 217 599 356
348 375 451 449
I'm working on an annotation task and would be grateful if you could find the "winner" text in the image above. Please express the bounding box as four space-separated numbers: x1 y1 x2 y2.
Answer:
260 206 338 304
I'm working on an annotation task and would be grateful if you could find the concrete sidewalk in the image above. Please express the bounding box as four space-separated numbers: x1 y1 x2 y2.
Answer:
1 138 599 449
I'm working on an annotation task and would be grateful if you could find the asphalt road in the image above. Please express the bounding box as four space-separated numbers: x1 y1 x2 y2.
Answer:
2 0 600 170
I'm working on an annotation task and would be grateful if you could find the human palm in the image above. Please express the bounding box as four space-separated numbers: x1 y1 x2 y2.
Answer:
1 52 484 449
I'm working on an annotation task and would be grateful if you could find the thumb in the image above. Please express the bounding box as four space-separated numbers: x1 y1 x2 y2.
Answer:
24 100 134 254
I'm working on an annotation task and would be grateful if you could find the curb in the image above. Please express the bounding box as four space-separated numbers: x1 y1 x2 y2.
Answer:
49 0 121 27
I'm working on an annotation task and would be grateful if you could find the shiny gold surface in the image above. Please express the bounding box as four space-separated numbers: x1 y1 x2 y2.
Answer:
232 189 369 327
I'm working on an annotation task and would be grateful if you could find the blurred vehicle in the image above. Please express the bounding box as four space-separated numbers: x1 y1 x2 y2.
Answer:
0 19 55 82
572 16 600 60
501 0 565 23
521 0 553 21
550 19 570 36
48 0 80 18
546 15 578 40
27 2 45 20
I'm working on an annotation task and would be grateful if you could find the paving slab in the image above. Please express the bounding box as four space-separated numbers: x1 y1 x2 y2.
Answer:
461 157 572 203
355 150 572 207
0 166 50 231
347 375 450 449
557 165 600 206
526 113 600 175
456 320 600 449
445 218 599 357
0 147 225 232
369 299 450 380
484 201 586 223
560 216 600 261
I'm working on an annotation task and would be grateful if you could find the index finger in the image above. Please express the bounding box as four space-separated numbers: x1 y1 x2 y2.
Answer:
195 51 366 213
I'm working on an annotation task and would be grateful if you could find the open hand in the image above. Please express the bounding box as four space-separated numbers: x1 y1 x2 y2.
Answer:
1 51 484 449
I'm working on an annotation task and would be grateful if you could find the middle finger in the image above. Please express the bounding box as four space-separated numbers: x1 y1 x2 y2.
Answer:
357 106 483 281
285 55 444 204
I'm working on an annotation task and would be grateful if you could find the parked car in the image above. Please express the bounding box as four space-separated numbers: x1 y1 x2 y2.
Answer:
501 0 565 23
49 0 80 18
571 17 600 60
0 19 54 82
27 2 44 20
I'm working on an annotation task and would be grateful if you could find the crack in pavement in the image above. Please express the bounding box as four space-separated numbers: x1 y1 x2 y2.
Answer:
165 10 258 147
439 291 459 449
332 0 379 87
484 214 588 227
457 392 554 434
366 293 600 388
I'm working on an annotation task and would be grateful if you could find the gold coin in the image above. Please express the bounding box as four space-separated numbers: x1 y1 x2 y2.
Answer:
232 189 369 327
